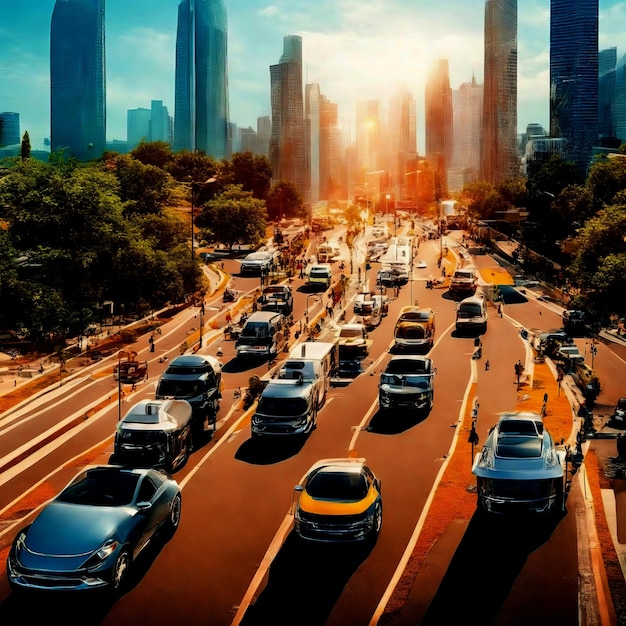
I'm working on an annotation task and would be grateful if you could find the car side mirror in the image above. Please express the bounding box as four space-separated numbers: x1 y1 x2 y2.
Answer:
137 501 152 511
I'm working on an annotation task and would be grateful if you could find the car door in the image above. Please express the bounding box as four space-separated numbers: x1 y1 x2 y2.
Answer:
134 474 162 554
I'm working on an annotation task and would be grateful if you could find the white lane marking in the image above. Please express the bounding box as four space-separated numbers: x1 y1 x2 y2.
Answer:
368 361 477 625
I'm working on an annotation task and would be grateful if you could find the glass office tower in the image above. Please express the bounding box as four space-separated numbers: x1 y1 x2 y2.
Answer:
50 0 106 161
481 0 518 185
269 35 306 193
550 0 598 174
174 0 230 158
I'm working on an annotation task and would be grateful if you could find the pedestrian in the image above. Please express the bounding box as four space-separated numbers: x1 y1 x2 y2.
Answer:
149 334 155 352
498 302 503 317
485 359 490 371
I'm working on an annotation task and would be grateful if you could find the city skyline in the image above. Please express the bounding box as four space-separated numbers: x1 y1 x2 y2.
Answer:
1 0 625 153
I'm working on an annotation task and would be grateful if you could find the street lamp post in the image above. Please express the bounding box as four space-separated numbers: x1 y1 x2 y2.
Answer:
199 300 205 349
189 176 217 270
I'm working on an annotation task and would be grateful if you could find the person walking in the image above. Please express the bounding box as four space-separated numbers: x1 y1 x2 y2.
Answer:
485 359 490 371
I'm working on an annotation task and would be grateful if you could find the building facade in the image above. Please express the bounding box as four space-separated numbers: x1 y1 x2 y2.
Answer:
50 0 106 161
305 83 321 205
388 88 417 200
269 35 307 196
550 0 598 174
481 0 518 185
0 112 20 147
598 47 617 141
449 75 483 192
174 0 230 158
425 58 453 193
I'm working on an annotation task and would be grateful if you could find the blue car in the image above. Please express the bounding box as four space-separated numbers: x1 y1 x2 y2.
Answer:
7 465 181 594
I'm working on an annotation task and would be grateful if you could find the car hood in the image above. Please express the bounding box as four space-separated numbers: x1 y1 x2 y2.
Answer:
299 486 378 516
25 502 133 555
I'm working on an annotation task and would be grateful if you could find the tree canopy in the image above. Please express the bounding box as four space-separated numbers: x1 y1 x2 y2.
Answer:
195 184 268 250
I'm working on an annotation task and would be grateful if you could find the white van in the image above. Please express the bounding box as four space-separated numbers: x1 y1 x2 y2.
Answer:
455 295 488 334
236 311 288 358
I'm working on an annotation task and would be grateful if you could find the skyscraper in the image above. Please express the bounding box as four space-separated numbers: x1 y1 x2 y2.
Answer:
482 0 518 185
0 112 20 147
388 88 417 197
550 0 598 174
614 53 626 144
598 48 617 141
450 75 483 191
270 35 306 194
425 59 453 194
174 0 230 158
50 0 106 161
305 83 321 204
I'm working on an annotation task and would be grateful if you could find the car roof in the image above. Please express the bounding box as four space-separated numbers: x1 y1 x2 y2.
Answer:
304 457 367 476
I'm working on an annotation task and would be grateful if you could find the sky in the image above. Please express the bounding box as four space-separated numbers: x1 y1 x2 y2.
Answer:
1 0 625 154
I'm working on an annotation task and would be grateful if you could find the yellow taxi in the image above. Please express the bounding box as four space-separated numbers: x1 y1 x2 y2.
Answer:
293 458 382 542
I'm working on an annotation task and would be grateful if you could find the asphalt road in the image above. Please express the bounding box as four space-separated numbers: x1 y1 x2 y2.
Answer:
0 224 621 626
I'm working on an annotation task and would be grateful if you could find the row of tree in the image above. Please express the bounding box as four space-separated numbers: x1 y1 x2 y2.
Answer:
0 143 307 347
454 151 626 322
2 138 626 347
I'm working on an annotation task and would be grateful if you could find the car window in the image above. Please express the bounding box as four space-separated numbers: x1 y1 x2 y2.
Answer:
137 475 158 503
58 468 140 507
307 471 369 501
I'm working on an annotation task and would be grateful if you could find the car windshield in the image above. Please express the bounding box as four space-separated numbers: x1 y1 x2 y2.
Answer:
241 322 269 338
386 359 429 374
340 328 363 338
58 468 140 507
306 470 369 501
458 304 482 317
381 373 429 389
396 325 426 339
157 379 204 398
310 268 328 277
257 396 308 416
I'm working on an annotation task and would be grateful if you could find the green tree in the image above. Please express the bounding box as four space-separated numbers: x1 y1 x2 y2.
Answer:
570 204 626 318
586 156 626 211
112 154 173 215
265 180 304 221
497 177 527 207
20 131 31 160
195 184 268 250
130 140 173 169
221 151 272 199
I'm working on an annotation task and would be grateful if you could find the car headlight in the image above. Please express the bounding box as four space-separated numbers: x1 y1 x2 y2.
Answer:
84 540 120 568
545 447 559 467
15 530 27 551
476 446 494 469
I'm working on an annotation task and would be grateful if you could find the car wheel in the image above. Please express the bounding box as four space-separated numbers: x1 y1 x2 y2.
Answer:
111 549 130 591
167 493 182 532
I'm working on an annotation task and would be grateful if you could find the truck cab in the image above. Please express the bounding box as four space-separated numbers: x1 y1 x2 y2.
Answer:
251 341 338 440
252 376 318 439
449 266 478 297
307 264 332 290
258 284 294 316
393 306 436 352
155 355 222 437
114 399 194 472
379 356 436 412
356 294 387 329
236 311 288 358
455 295 488 334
